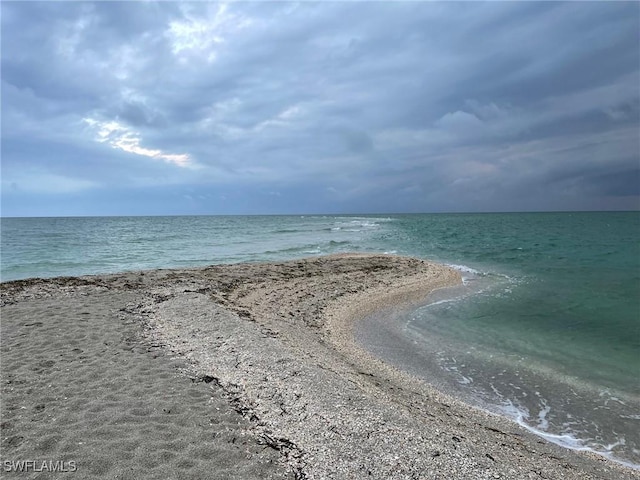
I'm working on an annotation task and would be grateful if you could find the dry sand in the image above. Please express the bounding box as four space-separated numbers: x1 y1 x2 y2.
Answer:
1 254 638 479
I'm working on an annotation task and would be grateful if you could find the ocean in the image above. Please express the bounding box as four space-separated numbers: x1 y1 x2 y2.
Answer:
1 213 638 467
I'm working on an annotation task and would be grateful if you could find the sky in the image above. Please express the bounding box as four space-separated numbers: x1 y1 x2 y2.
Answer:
1 1 639 216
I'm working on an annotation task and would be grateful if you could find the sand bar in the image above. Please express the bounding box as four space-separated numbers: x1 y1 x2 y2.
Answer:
1 254 637 479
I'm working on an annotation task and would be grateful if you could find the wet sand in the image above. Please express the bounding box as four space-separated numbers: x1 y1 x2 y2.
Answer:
1 254 637 479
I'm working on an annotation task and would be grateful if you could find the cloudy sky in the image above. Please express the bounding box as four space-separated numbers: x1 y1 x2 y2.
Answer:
2 1 638 216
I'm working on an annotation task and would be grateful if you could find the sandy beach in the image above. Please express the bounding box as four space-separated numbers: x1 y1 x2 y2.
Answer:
1 254 638 479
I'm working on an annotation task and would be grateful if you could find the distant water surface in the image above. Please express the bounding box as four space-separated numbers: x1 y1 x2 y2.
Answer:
2 212 638 467
1 215 393 280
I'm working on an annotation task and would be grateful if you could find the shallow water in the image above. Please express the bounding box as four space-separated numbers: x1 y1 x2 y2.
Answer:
409 284 640 467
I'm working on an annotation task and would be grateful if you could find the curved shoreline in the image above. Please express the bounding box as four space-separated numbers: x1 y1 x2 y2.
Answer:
320 256 640 472
2 254 638 479
345 280 640 471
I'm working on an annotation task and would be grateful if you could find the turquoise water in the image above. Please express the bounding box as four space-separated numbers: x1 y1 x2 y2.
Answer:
2 213 639 465
362 212 640 467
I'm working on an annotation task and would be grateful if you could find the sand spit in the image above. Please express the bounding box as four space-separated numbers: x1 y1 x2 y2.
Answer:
1 254 637 479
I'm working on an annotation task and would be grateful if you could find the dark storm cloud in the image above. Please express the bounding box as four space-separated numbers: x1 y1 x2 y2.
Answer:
1 1 638 216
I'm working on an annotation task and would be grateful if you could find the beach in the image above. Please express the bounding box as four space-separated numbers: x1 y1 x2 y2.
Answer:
1 254 637 479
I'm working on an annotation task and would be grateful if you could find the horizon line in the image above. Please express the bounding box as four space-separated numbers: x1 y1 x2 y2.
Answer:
1 209 639 219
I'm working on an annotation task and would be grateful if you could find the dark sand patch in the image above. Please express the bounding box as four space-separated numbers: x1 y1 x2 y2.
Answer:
1 292 287 479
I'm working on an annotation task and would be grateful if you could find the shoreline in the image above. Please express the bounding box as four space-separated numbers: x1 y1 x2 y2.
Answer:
352 286 640 471
2 254 638 479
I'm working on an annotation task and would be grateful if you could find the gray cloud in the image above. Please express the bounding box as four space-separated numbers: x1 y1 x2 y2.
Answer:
1 1 638 216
